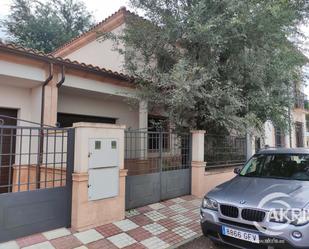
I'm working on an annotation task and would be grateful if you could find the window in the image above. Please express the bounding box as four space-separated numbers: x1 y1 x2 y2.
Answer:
240 154 309 181
295 122 304 148
148 115 169 151
275 127 285 147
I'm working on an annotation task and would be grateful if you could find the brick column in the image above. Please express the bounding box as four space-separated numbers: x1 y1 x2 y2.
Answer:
191 130 206 198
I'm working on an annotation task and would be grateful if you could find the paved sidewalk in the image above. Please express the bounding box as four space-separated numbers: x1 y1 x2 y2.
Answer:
0 196 202 249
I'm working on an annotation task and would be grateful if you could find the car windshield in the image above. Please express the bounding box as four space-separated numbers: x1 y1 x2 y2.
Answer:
240 153 309 181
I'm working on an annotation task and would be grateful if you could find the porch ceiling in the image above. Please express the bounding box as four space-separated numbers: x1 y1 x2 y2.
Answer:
0 74 42 89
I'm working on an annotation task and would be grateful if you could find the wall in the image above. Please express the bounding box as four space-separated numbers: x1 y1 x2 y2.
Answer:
264 120 276 147
0 83 41 123
202 168 235 196
58 90 139 130
65 25 125 73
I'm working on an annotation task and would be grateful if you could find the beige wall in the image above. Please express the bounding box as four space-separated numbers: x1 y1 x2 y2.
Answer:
65 25 125 73
0 83 41 123
58 89 139 130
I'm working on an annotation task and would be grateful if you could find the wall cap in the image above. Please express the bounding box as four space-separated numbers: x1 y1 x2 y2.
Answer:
190 130 206 134
73 122 126 129
191 161 206 168
73 172 89 182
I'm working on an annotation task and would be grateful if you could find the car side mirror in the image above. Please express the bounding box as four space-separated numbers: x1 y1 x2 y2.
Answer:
234 168 241 175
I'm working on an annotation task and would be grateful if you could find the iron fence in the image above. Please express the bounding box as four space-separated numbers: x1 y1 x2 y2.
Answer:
124 130 191 176
0 124 71 194
204 134 247 169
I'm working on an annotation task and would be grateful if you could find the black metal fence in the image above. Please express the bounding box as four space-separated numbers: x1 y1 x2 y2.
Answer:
204 134 247 169
0 124 71 194
124 130 191 176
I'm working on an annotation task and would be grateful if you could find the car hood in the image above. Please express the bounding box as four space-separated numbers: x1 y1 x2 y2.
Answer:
207 176 309 210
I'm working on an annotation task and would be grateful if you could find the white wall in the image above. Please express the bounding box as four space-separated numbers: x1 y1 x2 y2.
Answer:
65 25 125 73
58 90 139 130
0 83 41 123
264 120 275 147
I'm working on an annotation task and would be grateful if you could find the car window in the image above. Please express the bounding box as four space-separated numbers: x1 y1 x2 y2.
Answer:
240 154 309 181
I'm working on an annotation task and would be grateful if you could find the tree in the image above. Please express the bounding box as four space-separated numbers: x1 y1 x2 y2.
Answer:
114 0 309 134
2 0 94 53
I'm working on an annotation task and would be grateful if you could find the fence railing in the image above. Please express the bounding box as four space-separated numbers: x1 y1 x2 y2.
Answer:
124 130 191 176
204 134 247 169
0 114 73 194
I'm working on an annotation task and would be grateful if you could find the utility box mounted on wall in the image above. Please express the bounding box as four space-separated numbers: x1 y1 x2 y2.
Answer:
88 138 119 201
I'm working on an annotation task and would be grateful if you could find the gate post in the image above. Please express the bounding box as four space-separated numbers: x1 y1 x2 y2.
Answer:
191 130 206 198
71 122 127 231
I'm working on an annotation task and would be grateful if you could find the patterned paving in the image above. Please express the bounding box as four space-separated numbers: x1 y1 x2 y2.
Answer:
0 196 202 249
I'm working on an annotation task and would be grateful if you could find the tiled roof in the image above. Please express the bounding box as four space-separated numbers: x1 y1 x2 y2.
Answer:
51 7 130 55
0 41 135 82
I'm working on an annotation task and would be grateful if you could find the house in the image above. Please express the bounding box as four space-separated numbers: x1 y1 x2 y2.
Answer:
259 89 308 150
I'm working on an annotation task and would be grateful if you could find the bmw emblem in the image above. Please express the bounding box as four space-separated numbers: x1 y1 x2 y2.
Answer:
240 200 246 204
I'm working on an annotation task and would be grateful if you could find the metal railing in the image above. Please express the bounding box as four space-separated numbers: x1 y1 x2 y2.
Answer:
0 116 72 194
124 130 191 176
204 134 247 169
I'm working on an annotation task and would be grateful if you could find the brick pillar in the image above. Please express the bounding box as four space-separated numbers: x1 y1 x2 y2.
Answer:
191 130 206 198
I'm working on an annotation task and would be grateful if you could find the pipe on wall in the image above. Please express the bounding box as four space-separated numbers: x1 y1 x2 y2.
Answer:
57 65 66 88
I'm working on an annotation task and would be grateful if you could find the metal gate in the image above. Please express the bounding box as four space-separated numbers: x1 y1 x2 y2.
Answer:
125 130 191 209
0 117 74 242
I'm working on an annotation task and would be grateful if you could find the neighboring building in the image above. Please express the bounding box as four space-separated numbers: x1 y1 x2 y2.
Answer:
261 89 308 149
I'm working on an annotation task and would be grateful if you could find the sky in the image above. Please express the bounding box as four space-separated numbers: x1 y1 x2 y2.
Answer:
0 0 130 38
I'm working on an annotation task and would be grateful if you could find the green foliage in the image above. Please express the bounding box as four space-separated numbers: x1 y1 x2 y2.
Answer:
2 0 94 53
117 0 309 134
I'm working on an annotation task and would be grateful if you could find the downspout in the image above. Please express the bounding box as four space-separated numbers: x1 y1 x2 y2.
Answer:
37 63 54 189
56 65 66 88
41 63 54 126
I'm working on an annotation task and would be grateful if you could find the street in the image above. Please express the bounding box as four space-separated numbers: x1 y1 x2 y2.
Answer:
179 236 235 249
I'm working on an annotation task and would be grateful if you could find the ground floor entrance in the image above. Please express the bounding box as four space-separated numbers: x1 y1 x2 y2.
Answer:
124 130 191 209
0 119 74 242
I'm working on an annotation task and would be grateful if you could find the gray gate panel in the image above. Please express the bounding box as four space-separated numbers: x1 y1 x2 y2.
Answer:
161 168 191 200
0 187 71 242
126 173 160 210
0 126 74 243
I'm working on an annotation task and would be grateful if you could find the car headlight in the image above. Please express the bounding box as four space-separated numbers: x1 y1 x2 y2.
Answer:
269 209 309 226
291 210 309 226
202 197 218 211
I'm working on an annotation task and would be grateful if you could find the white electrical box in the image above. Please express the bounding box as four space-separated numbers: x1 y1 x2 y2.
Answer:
88 139 119 168
88 138 119 201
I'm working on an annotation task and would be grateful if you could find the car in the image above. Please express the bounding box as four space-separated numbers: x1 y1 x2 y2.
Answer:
200 148 309 249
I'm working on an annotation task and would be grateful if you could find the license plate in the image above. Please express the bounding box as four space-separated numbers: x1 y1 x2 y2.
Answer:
222 226 259 244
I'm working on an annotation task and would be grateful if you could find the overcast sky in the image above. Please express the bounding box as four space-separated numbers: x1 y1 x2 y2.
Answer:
0 0 130 38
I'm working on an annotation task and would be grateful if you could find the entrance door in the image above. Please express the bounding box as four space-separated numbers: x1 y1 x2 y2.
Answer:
0 125 74 243
0 108 17 193
125 130 191 209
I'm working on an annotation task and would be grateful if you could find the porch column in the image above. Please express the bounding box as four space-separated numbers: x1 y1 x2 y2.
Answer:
139 101 148 159
42 68 58 126
191 130 206 198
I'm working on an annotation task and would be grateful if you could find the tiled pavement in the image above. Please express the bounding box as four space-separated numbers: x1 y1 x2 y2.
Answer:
0 196 202 249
